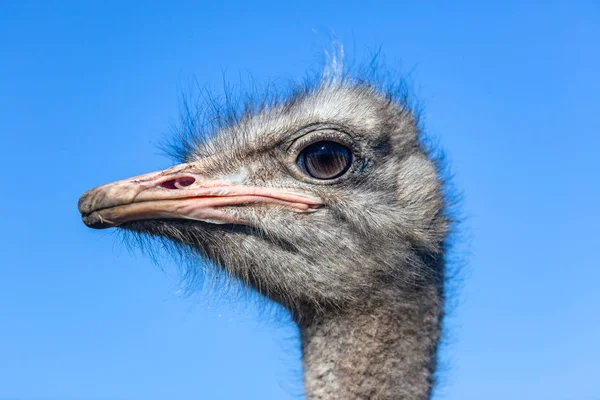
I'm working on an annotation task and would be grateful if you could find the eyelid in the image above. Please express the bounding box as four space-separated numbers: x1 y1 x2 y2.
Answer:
286 129 355 157
283 124 324 151
283 124 354 152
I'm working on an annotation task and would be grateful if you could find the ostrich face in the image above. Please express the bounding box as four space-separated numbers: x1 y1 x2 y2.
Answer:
78 85 447 315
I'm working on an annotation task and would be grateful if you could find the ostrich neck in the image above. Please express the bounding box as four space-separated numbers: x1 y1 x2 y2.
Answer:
299 287 442 400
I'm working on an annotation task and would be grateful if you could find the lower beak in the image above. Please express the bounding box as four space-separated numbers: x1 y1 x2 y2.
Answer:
78 163 322 229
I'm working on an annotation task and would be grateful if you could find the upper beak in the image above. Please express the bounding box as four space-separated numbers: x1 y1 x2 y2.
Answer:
78 162 323 229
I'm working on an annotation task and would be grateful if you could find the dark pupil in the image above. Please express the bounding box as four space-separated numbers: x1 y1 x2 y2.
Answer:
300 141 351 179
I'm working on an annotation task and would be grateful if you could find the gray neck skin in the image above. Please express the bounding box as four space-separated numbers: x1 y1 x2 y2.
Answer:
299 287 442 400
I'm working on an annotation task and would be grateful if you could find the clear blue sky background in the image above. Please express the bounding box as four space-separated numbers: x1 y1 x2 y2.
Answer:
1 1 598 399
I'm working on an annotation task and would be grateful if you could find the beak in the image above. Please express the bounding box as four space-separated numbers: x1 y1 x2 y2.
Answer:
78 162 322 229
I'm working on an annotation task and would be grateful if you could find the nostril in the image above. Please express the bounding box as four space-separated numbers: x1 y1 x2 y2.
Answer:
160 179 177 189
160 177 196 190
177 176 195 187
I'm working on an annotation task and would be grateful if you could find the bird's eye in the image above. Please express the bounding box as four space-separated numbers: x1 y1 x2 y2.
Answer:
297 141 352 180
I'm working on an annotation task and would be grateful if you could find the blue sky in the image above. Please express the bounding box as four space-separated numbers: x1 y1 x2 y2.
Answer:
1 1 599 399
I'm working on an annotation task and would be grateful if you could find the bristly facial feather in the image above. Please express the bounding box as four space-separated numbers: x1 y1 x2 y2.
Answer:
126 58 453 323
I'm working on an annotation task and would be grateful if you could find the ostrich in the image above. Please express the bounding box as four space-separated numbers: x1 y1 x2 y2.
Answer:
78 62 451 399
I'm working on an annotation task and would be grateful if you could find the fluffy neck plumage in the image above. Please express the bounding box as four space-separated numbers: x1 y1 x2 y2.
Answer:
299 286 442 400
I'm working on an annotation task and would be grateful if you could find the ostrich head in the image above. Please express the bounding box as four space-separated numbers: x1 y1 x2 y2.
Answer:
78 79 449 323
